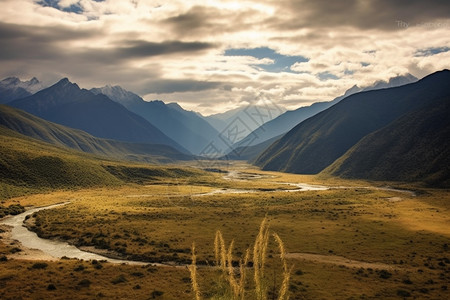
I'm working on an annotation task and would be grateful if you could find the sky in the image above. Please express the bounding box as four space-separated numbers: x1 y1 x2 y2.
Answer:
0 0 449 115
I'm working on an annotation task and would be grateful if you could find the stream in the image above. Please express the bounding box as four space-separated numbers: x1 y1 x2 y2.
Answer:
0 203 147 265
0 170 415 264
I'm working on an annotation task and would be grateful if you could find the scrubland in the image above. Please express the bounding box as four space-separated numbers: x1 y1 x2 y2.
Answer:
0 164 449 299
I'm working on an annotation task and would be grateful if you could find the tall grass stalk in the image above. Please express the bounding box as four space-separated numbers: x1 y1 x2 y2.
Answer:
214 230 227 272
273 233 291 300
190 218 292 300
227 240 239 297
254 217 269 300
189 242 201 300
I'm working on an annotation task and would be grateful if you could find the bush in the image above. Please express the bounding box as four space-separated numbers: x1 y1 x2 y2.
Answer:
379 270 392 279
31 262 48 269
74 264 85 272
78 279 92 288
150 290 164 298
397 289 411 297
111 275 127 284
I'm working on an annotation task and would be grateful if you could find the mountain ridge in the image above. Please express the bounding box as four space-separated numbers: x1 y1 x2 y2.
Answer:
91 85 223 155
230 74 418 154
8 78 189 154
0 104 193 163
323 94 450 187
254 70 450 178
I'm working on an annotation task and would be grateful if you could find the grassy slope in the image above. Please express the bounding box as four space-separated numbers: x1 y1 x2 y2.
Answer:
0 104 192 163
324 96 450 187
254 70 450 175
0 126 203 200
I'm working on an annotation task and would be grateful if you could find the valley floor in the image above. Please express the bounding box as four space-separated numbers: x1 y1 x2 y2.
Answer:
0 163 449 299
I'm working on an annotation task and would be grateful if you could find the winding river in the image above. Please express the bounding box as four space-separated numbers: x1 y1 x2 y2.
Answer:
0 203 146 265
0 171 414 264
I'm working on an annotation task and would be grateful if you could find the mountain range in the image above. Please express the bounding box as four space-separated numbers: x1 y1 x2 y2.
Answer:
229 74 418 158
254 69 450 186
1 70 448 187
8 78 188 154
324 93 450 187
0 77 44 104
91 85 224 155
0 104 192 163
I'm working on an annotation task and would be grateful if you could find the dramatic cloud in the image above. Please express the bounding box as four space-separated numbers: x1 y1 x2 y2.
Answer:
113 40 216 59
0 0 449 114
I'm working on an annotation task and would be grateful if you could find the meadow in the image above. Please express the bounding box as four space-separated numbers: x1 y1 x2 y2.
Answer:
0 163 449 299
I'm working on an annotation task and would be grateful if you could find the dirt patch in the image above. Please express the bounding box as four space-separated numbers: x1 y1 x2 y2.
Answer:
286 252 397 270
387 197 403 202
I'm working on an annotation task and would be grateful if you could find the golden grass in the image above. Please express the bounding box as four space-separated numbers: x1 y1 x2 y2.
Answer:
191 218 293 300
1 165 449 299
189 243 201 300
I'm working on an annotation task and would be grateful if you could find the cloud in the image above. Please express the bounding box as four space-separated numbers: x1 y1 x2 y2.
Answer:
37 0 84 13
274 0 450 31
140 79 221 94
0 0 449 114
415 46 450 57
113 40 216 59
224 47 308 73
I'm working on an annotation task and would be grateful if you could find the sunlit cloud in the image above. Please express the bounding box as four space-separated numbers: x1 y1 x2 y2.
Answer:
0 0 449 114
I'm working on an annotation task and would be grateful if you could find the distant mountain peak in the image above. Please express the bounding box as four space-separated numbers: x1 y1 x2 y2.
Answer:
343 85 362 97
91 84 143 106
167 102 184 111
52 78 79 91
1 77 20 85
57 77 70 84
0 76 45 103
29 77 40 85
367 73 418 91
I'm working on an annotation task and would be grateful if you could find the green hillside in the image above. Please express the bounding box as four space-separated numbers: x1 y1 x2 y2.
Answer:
254 70 450 175
324 96 450 187
0 126 203 200
0 104 192 163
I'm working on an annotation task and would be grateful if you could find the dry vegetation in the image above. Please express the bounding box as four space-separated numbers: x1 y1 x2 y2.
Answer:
1 165 449 299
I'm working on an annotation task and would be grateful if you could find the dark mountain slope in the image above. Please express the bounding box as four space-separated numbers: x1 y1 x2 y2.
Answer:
224 135 282 161
324 95 450 187
0 104 192 163
9 79 188 153
91 85 221 155
234 74 417 151
254 70 450 174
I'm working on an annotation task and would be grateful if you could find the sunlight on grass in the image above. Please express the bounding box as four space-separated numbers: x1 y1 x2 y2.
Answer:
190 218 292 300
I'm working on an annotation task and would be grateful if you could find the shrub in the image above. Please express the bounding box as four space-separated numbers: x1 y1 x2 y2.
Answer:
379 270 392 279
74 264 85 272
150 290 164 298
397 289 411 297
31 262 48 269
78 279 92 288
111 275 127 284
